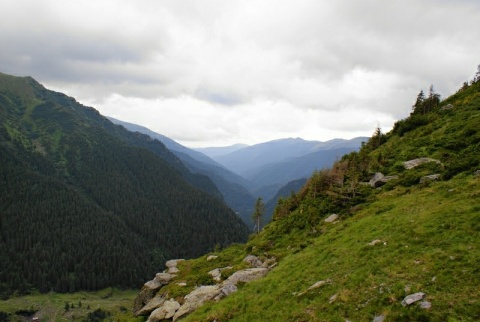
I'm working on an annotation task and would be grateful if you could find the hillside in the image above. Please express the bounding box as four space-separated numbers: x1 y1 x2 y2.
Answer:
107 117 257 225
0 72 250 298
132 76 480 321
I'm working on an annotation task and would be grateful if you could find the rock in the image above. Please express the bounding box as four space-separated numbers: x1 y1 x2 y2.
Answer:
420 174 441 183
173 285 221 321
369 173 385 188
325 214 339 223
329 293 338 303
373 315 385 322
148 299 181 322
137 295 166 316
208 268 222 282
367 239 384 246
166 259 184 274
177 282 187 287
226 268 269 285
214 283 238 301
133 279 164 315
155 272 175 285
403 158 442 170
401 292 425 306
474 170 480 177
243 255 263 268
308 280 330 290
441 104 454 110
207 255 218 261
420 301 432 309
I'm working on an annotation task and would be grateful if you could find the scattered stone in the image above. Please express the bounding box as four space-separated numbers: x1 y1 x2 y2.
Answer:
177 282 187 287
243 255 263 268
431 276 436 282
207 255 218 261
403 158 442 170
401 292 425 306
373 315 385 322
441 104 454 110
474 170 480 177
420 174 441 183
308 280 329 291
148 299 181 322
166 259 184 274
450 256 455 260
404 285 411 293
208 268 222 282
325 214 339 223
367 239 384 246
329 293 338 303
420 301 432 309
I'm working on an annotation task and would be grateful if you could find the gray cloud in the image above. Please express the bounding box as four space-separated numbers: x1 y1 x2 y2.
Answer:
1 0 479 147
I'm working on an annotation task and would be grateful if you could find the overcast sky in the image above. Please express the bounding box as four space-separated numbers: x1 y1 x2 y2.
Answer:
1 0 479 147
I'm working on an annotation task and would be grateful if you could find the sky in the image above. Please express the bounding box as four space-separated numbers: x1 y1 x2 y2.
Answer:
1 0 479 147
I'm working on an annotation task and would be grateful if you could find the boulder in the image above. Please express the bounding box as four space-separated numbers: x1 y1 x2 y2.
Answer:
243 255 263 268
401 292 425 306
441 104 454 110
369 173 385 188
166 259 184 274
154 272 175 285
207 255 218 261
173 285 221 321
403 158 442 170
214 283 238 301
133 279 164 315
148 299 181 322
226 268 269 285
137 295 166 316
420 174 441 183
324 214 339 223
208 268 222 282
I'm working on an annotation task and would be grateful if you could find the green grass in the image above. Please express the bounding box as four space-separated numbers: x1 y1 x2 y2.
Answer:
182 175 480 321
0 288 143 321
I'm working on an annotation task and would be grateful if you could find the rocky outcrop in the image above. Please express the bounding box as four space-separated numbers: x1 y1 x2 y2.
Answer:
135 256 275 321
403 158 442 170
166 259 184 274
420 174 441 183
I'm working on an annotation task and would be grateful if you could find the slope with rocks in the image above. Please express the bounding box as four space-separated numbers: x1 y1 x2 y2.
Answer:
134 75 480 321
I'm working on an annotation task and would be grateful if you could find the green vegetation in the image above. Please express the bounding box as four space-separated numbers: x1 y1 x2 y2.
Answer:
0 72 249 298
150 74 480 320
0 288 141 321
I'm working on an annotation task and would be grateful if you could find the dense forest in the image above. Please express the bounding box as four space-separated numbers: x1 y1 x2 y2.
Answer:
0 72 250 298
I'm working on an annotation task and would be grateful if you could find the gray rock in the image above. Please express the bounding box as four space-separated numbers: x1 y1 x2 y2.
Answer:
401 292 425 306
133 279 164 315
138 295 166 316
208 268 222 282
148 299 181 322
325 214 339 223
226 268 269 285
369 173 385 188
420 174 441 183
441 104 454 110
166 259 184 274
207 255 218 261
474 170 480 177
373 315 385 322
420 301 432 309
154 272 175 285
243 255 263 268
308 280 328 290
214 283 238 301
367 239 385 246
403 158 442 170
173 285 221 321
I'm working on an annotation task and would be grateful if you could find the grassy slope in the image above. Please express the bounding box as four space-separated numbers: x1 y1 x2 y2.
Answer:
0 289 141 322
178 82 480 321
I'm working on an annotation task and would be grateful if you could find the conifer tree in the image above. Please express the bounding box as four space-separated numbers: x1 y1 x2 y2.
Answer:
252 198 265 234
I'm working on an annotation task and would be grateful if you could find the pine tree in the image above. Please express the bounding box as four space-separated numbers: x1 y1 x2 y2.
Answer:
252 198 265 234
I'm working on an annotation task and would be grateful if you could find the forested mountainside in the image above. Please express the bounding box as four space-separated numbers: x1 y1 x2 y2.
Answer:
0 72 249 298
133 74 480 321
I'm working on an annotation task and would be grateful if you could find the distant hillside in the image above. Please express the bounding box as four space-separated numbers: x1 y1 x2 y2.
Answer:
194 144 249 158
133 72 480 321
0 72 249 297
107 117 257 225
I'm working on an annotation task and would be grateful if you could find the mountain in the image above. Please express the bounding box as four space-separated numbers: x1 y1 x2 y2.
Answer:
0 72 250 297
107 117 257 225
210 137 367 179
194 144 249 158
133 74 480 321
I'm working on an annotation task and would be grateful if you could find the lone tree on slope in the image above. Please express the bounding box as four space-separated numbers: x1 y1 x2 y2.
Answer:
252 197 265 234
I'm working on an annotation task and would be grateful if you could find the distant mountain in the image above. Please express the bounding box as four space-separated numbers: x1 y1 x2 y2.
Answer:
108 117 257 225
0 72 249 297
210 137 367 178
264 178 307 222
194 144 249 158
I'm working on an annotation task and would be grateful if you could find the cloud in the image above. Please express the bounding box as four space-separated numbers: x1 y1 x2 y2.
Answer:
1 0 479 147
